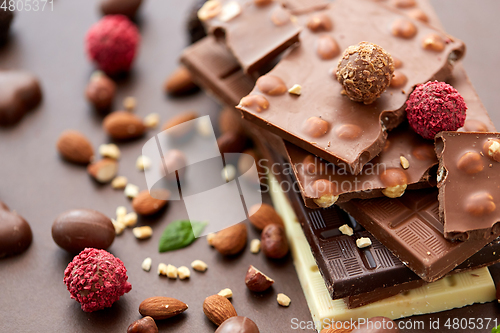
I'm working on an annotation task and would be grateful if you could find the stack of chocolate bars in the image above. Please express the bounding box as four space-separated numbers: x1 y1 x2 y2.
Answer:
181 0 499 328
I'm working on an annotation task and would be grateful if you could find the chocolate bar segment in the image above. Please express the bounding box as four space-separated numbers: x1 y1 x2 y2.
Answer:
338 187 500 282
278 158 500 297
237 0 465 175
436 131 500 241
285 62 495 209
200 0 301 73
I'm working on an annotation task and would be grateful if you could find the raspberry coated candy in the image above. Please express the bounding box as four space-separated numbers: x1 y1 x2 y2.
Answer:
406 81 466 140
64 248 132 312
85 15 140 75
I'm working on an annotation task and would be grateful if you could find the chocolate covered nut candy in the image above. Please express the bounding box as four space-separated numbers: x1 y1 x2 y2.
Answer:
336 42 395 104
85 71 116 112
436 132 500 241
200 0 301 73
0 203 32 258
237 0 465 174
0 70 42 126
52 209 115 253
216 316 259 333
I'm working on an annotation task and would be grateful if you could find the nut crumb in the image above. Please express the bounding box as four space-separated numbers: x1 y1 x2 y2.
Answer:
356 237 372 249
250 239 261 254
111 176 128 189
198 0 222 21
116 206 127 218
166 264 178 279
196 117 213 137
136 155 152 171
288 84 302 95
99 143 121 160
111 218 126 235
143 113 160 128
158 263 168 276
133 226 153 239
400 156 410 169
277 293 291 307
207 233 216 246
191 259 208 272
125 183 140 198
221 164 236 182
123 96 137 111
123 212 138 227
142 257 152 272
177 266 191 280
218 288 233 298
218 1 241 22
339 224 354 236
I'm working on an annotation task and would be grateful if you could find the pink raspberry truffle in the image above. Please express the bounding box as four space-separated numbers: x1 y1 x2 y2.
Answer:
64 248 132 312
85 15 140 75
406 81 467 140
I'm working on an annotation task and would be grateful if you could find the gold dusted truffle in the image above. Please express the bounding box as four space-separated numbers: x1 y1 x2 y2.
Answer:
336 42 395 104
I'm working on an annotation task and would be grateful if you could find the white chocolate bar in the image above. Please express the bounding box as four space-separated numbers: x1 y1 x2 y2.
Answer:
268 175 496 332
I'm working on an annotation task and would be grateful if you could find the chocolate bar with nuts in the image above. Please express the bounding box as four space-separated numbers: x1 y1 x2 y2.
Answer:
198 0 301 73
436 131 500 241
285 62 495 209
237 0 465 175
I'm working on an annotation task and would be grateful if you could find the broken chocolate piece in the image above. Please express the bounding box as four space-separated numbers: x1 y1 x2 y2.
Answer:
237 0 465 174
436 131 500 241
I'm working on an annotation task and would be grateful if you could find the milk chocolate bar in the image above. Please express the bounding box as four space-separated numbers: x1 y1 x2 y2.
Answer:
268 172 496 329
436 132 500 241
237 0 465 175
285 62 495 209
280 164 500 297
279 0 328 15
199 0 301 73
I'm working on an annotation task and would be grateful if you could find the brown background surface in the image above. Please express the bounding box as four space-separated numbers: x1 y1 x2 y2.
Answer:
0 0 499 332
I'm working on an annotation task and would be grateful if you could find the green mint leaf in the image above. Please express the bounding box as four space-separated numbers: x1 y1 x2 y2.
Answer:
158 220 207 253
492 325 500 333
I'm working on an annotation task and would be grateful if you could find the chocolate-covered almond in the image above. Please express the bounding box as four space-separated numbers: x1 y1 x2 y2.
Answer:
216 316 260 333
0 205 33 258
52 209 115 253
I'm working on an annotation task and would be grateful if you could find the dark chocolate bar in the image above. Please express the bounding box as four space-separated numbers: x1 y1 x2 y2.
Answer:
276 153 500 298
199 0 301 73
237 0 465 175
285 62 496 209
436 132 500 241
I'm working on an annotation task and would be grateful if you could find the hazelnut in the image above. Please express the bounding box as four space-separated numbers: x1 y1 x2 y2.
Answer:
239 95 270 113
483 139 500 162
466 192 496 216
335 124 362 140
256 75 287 96
303 117 330 138
310 179 338 208
392 56 403 68
307 13 333 32
457 152 484 174
408 8 429 23
422 34 445 52
217 131 247 154
392 19 417 39
316 35 340 60
85 71 116 112
198 0 222 21
127 316 158 333
245 265 274 292
248 203 284 230
261 224 289 259
270 6 291 26
380 168 408 198
412 144 435 160
390 71 408 88
254 0 272 6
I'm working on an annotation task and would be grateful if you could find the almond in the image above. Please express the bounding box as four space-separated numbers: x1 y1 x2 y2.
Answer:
56 130 94 164
103 111 146 140
161 111 198 140
87 158 118 183
164 66 198 95
212 223 247 255
139 296 188 320
248 203 284 230
203 294 237 326
132 190 169 216
245 265 274 292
